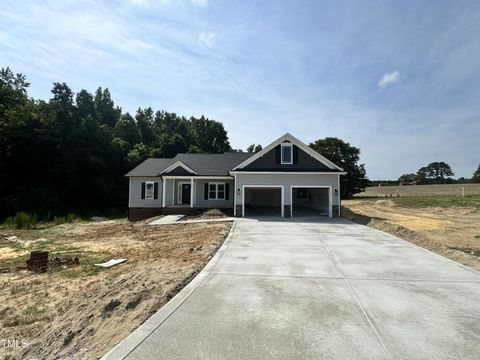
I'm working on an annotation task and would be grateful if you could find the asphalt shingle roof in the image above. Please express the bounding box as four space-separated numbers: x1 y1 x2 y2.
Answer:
125 158 176 177
172 153 253 176
125 153 253 177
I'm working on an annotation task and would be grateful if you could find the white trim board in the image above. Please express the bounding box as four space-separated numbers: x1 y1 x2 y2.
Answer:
161 161 197 175
290 185 332 218
230 171 347 175
232 133 344 171
242 185 284 218
162 176 232 179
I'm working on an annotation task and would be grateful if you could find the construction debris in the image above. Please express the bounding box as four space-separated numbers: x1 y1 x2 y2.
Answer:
49 256 80 269
94 259 127 268
90 216 108 222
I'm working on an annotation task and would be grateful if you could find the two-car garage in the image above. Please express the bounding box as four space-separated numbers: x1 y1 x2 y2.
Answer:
241 185 333 218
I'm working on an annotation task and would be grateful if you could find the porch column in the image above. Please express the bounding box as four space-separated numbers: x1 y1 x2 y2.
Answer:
162 178 166 207
190 178 194 208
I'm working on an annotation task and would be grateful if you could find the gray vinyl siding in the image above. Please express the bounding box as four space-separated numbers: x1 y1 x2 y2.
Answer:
194 179 234 207
129 177 162 208
235 173 340 205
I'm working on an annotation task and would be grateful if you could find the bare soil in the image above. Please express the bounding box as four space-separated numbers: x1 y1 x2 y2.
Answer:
183 208 231 221
0 219 231 360
342 199 480 271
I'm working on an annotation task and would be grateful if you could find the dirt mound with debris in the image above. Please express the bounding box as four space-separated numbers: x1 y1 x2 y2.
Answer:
0 220 231 360
197 209 229 219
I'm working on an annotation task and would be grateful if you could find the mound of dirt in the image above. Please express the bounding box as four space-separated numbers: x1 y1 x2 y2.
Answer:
197 209 229 219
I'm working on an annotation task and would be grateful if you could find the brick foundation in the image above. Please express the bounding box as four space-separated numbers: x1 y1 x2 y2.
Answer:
332 205 340 217
128 208 163 221
235 205 242 217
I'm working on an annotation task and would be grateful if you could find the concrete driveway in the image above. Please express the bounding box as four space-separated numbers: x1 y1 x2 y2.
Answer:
103 217 480 360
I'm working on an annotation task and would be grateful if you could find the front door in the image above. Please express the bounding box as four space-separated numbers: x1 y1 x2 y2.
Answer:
181 184 191 205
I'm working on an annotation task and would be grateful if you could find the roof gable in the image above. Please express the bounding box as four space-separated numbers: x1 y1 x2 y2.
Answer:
161 161 197 175
232 133 344 171
241 144 334 171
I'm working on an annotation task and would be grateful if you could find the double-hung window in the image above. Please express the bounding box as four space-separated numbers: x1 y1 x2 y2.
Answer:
145 181 155 199
281 143 293 164
208 183 225 200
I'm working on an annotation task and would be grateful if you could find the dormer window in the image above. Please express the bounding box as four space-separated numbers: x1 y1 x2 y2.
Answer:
281 143 293 164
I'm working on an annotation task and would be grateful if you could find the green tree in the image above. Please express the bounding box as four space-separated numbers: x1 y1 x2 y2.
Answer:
473 165 480 183
114 113 141 147
309 137 368 198
135 107 154 146
127 142 151 166
247 144 263 153
94 87 121 127
398 173 417 183
189 115 231 153
416 166 428 183
424 162 454 183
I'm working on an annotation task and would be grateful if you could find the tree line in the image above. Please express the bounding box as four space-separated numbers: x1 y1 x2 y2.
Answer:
0 67 369 219
398 162 480 185
0 67 232 219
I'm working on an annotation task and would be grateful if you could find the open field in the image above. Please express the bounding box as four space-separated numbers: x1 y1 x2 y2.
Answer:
342 196 480 271
0 218 231 360
359 183 480 197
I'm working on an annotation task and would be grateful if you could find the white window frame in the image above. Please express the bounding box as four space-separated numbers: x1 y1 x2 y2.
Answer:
281 143 293 164
145 181 155 200
208 182 226 200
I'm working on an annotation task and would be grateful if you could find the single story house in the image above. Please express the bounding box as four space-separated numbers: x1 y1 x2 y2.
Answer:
126 133 346 220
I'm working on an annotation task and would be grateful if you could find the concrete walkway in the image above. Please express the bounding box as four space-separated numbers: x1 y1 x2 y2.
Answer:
149 215 235 225
104 217 480 360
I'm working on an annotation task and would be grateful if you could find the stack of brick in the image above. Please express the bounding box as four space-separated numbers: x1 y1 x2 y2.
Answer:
26 251 49 273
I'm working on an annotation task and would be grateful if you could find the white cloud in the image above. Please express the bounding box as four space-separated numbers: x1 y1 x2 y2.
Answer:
377 70 401 90
198 31 216 48
129 0 147 5
192 0 207 6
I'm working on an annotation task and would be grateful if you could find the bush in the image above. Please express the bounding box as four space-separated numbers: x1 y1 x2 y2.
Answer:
53 213 76 225
3 212 38 229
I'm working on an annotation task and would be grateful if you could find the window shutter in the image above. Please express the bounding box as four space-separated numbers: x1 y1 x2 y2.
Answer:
204 183 208 200
141 182 145 199
293 145 299 164
275 145 281 164
154 182 158 199
225 183 230 200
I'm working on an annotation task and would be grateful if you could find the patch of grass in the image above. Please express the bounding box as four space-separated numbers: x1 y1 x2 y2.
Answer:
0 254 29 269
391 195 480 209
51 251 112 279
3 212 38 229
4 305 51 327
53 213 76 225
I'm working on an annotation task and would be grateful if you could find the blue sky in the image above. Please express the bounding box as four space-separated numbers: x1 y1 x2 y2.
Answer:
1 0 479 179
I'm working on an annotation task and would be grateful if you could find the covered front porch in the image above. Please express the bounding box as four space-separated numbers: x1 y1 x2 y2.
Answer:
161 176 234 209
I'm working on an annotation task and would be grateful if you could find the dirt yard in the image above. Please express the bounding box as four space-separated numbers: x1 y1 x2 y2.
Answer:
0 218 231 360
342 198 480 271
